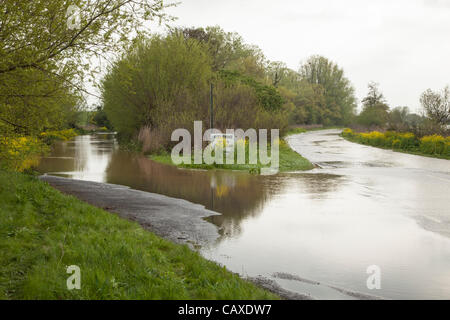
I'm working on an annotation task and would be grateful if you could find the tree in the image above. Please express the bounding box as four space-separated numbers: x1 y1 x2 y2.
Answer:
299 55 356 124
388 106 410 131
0 0 172 135
293 81 327 124
92 105 112 129
101 34 212 141
420 86 450 126
277 68 302 92
175 26 266 79
0 68 80 136
218 70 284 112
265 61 288 87
358 82 389 127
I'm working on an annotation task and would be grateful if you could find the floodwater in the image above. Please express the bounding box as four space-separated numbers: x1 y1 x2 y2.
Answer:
37 130 450 299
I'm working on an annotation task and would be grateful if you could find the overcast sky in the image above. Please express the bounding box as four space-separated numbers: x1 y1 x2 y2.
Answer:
154 0 450 113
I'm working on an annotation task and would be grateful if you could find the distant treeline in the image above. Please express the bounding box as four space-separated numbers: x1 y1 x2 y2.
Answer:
101 27 359 152
352 82 449 137
101 27 449 152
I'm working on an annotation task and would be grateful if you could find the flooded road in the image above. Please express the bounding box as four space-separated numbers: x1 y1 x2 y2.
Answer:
38 130 450 299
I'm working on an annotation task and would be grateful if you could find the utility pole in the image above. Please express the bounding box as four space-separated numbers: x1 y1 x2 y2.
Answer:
210 83 214 129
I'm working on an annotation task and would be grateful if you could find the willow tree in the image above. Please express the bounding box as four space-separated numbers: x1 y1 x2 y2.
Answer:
0 0 173 136
101 34 213 145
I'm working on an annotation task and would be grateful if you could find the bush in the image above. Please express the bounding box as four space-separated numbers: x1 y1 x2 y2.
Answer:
397 132 417 149
420 135 450 156
342 128 354 138
40 129 78 144
359 131 385 147
392 139 401 149
0 136 48 172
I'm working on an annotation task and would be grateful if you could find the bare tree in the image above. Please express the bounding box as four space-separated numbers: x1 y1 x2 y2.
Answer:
420 86 450 126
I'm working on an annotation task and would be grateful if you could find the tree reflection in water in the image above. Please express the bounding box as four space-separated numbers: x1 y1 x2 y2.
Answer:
105 148 343 239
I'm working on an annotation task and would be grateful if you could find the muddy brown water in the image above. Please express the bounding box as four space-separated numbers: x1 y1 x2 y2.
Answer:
37 130 450 299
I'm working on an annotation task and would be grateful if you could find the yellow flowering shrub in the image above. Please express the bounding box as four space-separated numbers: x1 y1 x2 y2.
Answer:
342 128 354 137
391 139 400 149
359 131 386 146
0 136 47 172
40 128 78 144
420 135 450 156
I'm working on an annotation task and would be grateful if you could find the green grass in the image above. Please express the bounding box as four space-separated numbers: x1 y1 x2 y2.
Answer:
277 141 315 171
284 127 307 136
0 170 278 299
149 140 313 173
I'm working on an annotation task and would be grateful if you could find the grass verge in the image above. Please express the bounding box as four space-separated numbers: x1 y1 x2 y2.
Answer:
342 135 450 160
0 170 278 299
284 127 307 136
149 140 313 173
341 129 450 160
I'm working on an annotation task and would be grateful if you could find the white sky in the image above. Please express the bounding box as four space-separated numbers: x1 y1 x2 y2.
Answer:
153 0 450 113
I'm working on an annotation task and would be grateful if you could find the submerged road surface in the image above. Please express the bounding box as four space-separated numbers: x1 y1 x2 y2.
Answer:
40 175 220 246
286 129 450 238
38 131 450 299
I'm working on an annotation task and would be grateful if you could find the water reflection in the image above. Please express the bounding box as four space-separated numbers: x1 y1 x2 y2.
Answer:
38 134 115 182
105 149 280 238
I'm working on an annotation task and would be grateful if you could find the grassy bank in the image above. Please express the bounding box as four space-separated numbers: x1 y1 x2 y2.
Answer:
342 129 450 160
0 170 278 299
149 139 313 173
284 127 307 136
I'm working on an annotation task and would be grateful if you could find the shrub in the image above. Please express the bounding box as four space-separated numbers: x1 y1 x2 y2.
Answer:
40 129 78 144
342 128 354 138
397 132 417 149
0 136 47 172
360 131 385 147
420 135 449 155
392 139 401 149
